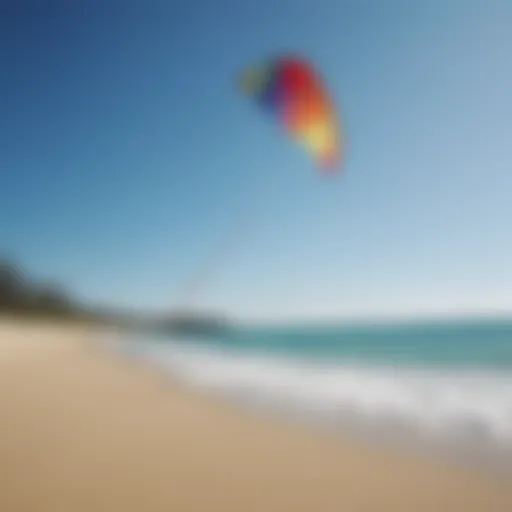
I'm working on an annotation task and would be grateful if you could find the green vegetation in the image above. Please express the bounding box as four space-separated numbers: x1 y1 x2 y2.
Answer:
0 257 230 333
0 257 107 323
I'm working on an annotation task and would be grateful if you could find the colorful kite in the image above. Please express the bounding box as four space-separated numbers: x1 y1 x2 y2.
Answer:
240 55 343 171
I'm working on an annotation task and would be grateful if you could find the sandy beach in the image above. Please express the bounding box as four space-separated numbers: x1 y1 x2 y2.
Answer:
1 318 511 511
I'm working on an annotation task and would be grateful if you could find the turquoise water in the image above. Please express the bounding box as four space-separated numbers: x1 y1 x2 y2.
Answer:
146 318 512 368
120 318 512 471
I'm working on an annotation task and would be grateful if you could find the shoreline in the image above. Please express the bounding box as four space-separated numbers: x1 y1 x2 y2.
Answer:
1 318 512 511
122 333 512 478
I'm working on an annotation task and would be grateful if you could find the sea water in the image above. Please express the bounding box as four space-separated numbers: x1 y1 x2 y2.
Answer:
117 319 512 472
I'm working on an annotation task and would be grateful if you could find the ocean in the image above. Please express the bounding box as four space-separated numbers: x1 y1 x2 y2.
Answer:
116 318 512 473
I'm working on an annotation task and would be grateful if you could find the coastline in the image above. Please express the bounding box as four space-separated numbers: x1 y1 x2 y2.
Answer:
120 331 512 478
1 318 511 511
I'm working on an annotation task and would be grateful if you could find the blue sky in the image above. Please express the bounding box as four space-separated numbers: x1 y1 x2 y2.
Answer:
3 1 512 322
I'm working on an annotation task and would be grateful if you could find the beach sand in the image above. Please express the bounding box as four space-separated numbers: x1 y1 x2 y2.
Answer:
1 318 511 511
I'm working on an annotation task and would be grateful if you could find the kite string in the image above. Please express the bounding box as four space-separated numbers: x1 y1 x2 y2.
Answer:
172 167 283 312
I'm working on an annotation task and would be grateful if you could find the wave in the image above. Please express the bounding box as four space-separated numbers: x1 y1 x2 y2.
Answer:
117 336 512 470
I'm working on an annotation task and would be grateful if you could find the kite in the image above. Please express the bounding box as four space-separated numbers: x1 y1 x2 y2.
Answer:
240 55 343 171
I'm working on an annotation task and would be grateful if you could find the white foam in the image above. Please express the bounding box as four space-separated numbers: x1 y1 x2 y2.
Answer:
119 338 512 467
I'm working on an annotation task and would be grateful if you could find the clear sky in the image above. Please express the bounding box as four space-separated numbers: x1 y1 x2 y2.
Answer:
3 1 512 322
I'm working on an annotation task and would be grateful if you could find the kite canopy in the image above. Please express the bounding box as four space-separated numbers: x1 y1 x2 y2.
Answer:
240 55 343 171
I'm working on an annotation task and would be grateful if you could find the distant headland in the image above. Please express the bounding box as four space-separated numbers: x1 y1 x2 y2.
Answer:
0 257 231 336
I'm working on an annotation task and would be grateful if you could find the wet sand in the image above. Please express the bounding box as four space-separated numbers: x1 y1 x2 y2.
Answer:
1 317 511 512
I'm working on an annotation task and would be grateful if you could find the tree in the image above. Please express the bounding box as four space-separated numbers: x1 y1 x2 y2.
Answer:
31 282 73 314
0 259 28 310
